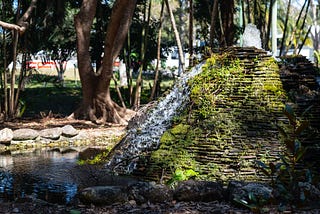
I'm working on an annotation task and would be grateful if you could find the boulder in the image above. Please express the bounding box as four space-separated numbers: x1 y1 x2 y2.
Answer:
78 186 128 205
227 180 274 205
12 128 39 141
61 125 79 137
0 128 13 145
173 180 225 202
128 181 173 204
298 182 320 203
39 127 62 140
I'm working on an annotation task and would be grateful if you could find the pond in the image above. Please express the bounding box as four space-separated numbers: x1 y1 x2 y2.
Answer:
0 147 137 204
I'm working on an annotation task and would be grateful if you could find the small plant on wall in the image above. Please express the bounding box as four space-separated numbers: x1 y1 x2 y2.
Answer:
256 104 315 211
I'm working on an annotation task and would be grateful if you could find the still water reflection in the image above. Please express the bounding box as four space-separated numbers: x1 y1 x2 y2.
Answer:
0 148 85 204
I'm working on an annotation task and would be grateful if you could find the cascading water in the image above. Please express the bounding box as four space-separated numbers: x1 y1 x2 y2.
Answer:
106 62 205 174
242 23 262 49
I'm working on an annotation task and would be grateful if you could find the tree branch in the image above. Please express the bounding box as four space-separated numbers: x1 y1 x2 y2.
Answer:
17 0 38 33
0 20 23 31
0 0 37 34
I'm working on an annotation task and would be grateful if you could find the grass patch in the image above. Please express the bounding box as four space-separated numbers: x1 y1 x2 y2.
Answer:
19 74 174 118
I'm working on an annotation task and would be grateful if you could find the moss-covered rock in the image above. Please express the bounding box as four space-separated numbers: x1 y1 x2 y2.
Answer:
170 124 190 135
133 47 290 184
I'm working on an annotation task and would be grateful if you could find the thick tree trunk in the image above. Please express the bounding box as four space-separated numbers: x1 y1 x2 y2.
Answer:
219 0 234 47
73 0 136 124
209 0 218 49
73 0 98 121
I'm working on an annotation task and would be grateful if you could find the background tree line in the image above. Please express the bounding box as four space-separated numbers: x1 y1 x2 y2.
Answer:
0 0 318 123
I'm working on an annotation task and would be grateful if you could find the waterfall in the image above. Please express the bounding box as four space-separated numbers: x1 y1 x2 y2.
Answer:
106 62 205 174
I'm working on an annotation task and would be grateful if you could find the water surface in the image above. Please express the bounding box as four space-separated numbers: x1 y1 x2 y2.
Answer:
0 147 136 204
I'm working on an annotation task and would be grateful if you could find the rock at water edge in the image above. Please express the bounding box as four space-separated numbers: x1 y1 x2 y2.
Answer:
79 186 128 205
39 127 62 140
62 125 79 137
0 128 13 145
174 180 225 202
12 128 39 141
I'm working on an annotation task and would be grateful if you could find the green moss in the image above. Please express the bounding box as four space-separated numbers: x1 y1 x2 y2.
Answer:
142 51 290 184
170 124 190 135
159 131 175 144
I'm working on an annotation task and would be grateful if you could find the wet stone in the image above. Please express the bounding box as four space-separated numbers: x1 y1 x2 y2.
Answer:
79 186 128 205
128 181 173 204
12 128 39 141
173 180 225 202
39 127 62 140
298 182 320 203
0 128 13 145
227 180 274 203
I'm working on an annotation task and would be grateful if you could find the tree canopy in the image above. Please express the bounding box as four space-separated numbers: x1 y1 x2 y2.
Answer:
0 0 318 123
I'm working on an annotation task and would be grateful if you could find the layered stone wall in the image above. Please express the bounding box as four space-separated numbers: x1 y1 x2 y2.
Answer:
132 47 319 183
278 55 320 164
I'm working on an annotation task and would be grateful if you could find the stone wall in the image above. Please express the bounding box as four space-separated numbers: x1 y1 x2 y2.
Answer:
278 55 320 164
131 47 319 183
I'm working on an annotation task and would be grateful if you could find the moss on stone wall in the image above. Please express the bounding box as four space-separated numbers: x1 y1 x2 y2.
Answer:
134 48 289 183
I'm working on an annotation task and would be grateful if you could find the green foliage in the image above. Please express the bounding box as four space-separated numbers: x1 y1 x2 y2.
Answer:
150 123 200 182
256 105 312 210
16 99 27 118
69 210 81 214
166 168 199 188
77 149 112 165
170 124 190 135
189 53 243 119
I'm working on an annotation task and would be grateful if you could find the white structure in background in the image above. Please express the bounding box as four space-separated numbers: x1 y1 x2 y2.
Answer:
119 60 127 87
7 52 77 71
164 46 189 75
242 23 262 49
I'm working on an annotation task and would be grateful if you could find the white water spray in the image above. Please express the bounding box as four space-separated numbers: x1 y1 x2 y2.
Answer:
107 62 205 173
242 23 262 49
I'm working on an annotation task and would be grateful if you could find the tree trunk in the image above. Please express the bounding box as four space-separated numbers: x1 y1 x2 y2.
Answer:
189 0 194 67
219 0 234 47
150 0 165 101
73 0 136 124
123 36 134 106
53 60 66 84
209 0 218 49
9 30 19 117
165 0 185 75
265 0 274 50
2 29 8 119
285 0 308 55
1 0 38 119
133 0 152 110
279 0 291 56
246 0 251 23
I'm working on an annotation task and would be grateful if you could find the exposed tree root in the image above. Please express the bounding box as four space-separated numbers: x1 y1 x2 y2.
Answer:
69 100 136 125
